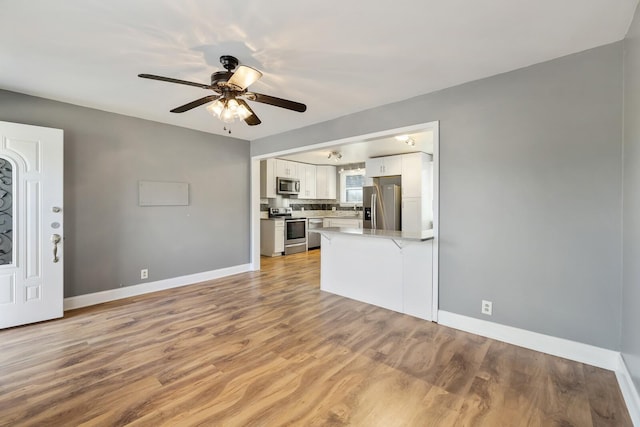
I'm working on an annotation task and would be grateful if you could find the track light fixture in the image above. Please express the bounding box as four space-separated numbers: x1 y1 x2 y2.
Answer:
327 151 343 162
395 134 416 146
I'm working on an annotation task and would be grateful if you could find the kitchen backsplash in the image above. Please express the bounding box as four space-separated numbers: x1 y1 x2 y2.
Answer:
260 198 362 219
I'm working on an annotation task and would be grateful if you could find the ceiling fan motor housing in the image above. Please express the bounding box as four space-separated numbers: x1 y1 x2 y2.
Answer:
211 71 233 86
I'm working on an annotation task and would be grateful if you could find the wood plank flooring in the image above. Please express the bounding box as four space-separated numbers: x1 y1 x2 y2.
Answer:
0 250 632 426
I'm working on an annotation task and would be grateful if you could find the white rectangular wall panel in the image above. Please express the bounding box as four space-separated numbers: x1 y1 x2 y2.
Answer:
138 181 189 206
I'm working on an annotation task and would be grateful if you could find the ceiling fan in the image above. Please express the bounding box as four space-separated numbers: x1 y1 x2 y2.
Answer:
138 55 306 126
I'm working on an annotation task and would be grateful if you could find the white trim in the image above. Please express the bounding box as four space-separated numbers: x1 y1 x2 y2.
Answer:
616 354 640 426
250 158 261 271
431 122 440 322
63 263 251 311
437 310 619 370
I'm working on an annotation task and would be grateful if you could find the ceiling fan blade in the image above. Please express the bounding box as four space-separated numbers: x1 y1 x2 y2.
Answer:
170 95 218 113
237 99 261 126
227 65 263 91
245 92 307 113
138 74 213 90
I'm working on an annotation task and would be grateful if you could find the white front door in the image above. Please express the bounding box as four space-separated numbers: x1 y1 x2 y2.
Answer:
0 121 64 329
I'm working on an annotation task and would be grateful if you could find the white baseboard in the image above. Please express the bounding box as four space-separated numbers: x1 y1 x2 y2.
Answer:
437 310 619 370
64 263 251 311
616 354 640 426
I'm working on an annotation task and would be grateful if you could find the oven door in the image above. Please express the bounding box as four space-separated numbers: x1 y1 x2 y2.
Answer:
285 219 307 255
285 219 307 245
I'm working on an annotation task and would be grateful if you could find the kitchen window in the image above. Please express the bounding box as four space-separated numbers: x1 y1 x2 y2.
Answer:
340 169 365 206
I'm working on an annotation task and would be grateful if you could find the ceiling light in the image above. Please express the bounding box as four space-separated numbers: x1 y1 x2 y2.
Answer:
328 151 343 162
395 134 415 146
206 96 252 123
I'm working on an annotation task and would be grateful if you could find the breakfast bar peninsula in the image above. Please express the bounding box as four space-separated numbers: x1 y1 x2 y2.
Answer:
311 227 435 321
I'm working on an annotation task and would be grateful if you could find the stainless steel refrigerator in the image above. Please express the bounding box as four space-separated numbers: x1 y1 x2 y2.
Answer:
363 184 401 230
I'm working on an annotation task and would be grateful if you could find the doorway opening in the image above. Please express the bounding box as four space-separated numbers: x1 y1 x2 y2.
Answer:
250 121 440 319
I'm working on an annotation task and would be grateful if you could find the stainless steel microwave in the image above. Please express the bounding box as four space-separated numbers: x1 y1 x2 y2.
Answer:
277 177 300 196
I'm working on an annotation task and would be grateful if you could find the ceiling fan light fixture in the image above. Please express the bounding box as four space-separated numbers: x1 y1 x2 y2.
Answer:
207 97 253 123
206 98 225 116
221 107 235 123
227 65 263 90
237 104 251 120
227 98 240 111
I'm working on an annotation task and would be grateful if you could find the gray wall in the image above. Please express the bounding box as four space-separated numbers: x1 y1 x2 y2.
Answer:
623 5 640 391
0 90 250 297
252 43 624 350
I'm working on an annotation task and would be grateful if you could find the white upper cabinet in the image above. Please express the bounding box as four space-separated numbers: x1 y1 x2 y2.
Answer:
316 165 337 199
262 159 334 200
298 163 317 199
365 156 402 177
260 159 277 198
276 159 299 179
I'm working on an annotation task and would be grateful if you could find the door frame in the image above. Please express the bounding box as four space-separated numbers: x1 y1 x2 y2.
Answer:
250 120 440 321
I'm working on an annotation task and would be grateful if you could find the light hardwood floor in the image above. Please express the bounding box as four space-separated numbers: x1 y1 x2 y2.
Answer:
0 250 632 426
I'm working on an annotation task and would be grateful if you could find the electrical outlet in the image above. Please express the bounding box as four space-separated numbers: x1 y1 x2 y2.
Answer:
482 300 493 315
141 269 148 280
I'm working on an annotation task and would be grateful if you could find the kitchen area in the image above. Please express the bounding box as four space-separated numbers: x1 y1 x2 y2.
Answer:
259 126 437 321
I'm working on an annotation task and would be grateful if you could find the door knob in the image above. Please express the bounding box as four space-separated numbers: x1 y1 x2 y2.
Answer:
51 234 61 263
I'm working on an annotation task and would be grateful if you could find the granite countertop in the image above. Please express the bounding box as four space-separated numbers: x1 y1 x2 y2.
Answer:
310 227 434 242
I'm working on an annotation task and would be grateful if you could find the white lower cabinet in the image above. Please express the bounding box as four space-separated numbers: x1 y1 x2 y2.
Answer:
260 219 284 257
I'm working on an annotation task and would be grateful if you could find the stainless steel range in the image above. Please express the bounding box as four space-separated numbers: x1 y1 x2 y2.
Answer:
268 207 307 255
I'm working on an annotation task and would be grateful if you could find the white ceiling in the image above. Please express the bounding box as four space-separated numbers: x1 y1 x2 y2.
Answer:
1 1 637 141
282 131 433 166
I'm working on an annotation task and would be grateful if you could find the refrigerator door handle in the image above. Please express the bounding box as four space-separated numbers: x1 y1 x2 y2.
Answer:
371 193 377 230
